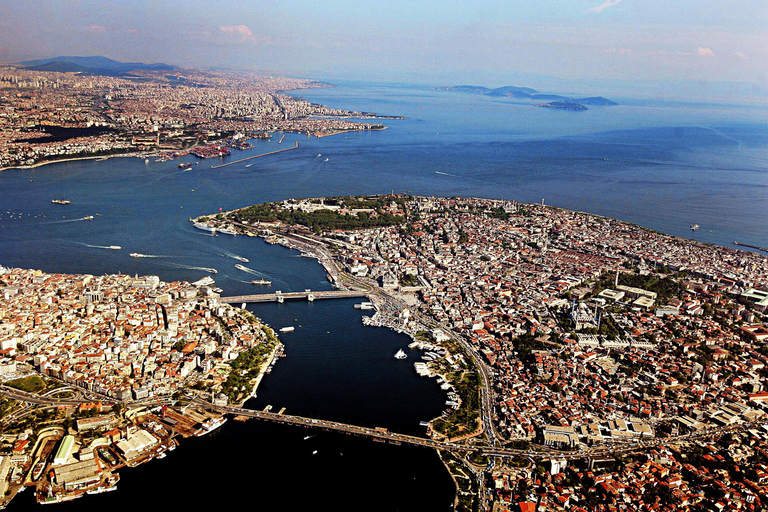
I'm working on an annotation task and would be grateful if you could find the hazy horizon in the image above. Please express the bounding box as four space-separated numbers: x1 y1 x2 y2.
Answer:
1 1 766 104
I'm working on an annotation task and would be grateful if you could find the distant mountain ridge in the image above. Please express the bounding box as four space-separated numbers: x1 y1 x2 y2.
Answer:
18 56 175 76
438 84 618 108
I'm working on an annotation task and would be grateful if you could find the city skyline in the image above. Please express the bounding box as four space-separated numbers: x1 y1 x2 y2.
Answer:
1 1 766 103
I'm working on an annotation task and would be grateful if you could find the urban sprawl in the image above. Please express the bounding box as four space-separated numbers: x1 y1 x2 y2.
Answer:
0 65 392 170
203 194 768 511
2 60 768 511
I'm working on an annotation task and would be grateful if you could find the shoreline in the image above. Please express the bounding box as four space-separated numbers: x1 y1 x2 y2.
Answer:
0 151 149 172
314 126 389 138
190 213 463 436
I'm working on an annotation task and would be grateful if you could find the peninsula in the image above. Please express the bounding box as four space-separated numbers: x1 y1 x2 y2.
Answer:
198 194 768 512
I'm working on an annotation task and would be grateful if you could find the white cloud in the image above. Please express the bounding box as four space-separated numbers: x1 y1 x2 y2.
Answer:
586 0 622 14
219 25 253 42
217 25 272 45
697 47 715 57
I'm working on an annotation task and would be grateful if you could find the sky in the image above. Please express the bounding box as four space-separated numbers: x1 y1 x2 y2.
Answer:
0 0 766 101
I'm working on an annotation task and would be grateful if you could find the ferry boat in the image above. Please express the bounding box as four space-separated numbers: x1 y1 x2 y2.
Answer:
235 264 249 272
230 254 249 262
394 349 407 360
354 302 374 310
192 220 216 233
108 246 121 250
218 227 238 236
129 253 147 258
251 279 272 285
279 326 294 333
51 199 71 205
690 224 701 231
178 162 192 169
196 416 227 436
193 276 215 287
81 215 94 220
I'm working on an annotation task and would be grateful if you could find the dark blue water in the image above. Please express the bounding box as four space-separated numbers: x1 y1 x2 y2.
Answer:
1 81 767 510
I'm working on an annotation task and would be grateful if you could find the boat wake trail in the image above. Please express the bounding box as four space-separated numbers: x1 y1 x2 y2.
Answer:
234 264 262 275
46 217 90 224
222 252 249 263
162 262 217 273
84 244 122 250
435 171 461 178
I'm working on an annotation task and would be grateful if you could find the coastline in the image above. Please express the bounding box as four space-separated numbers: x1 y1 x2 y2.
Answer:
0 150 149 172
314 126 389 138
190 213 466 435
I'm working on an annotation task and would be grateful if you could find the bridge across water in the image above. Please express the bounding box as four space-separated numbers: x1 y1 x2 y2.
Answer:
220 289 367 304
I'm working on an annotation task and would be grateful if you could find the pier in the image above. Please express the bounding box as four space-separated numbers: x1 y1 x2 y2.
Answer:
210 141 299 169
220 289 367 304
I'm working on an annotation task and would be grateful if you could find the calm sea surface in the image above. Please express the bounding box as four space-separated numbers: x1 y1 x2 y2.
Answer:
1 81 766 510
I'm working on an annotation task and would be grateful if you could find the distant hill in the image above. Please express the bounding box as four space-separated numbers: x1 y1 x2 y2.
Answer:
18 56 175 76
576 97 618 106
438 84 618 107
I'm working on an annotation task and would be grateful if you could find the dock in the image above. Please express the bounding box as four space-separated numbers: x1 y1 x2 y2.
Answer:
210 141 298 169
220 289 366 304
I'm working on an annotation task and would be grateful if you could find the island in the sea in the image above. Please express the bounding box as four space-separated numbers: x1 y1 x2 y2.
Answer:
438 84 618 110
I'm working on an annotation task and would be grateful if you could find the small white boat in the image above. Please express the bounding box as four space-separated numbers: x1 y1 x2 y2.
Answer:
394 349 407 360
279 326 295 333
